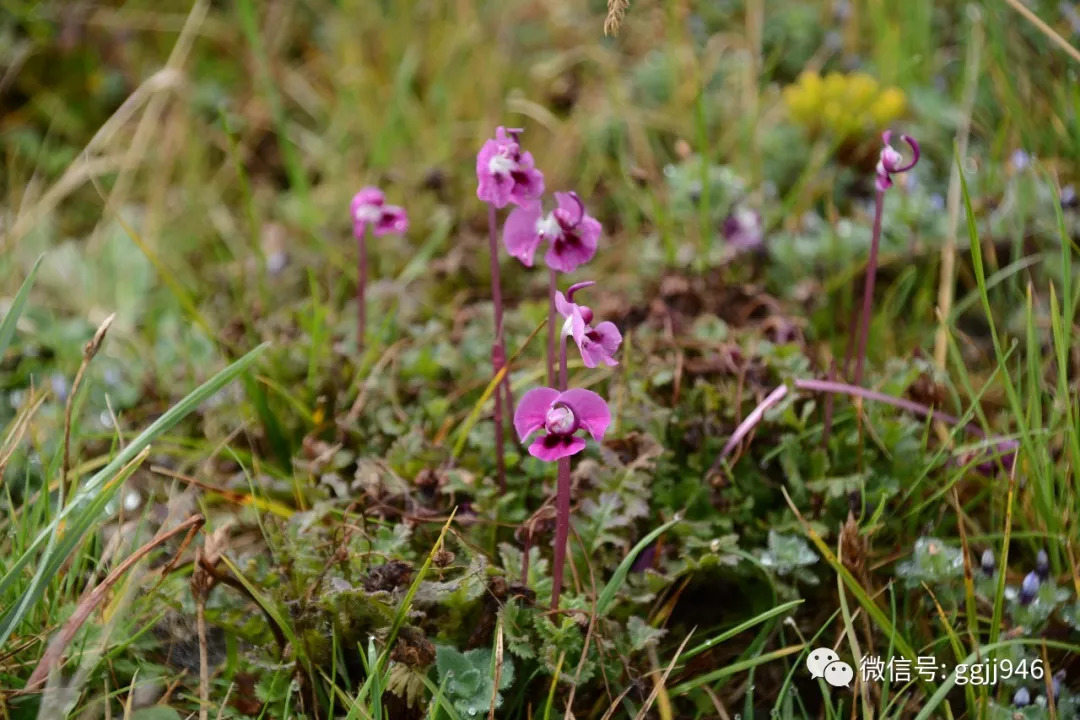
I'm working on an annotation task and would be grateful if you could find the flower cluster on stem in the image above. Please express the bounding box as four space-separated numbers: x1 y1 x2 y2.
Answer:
852 130 919 388
476 127 546 492
351 187 408 355
480 127 620 608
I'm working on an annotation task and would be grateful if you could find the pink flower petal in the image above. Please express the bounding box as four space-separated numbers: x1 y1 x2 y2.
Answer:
591 321 622 356
555 291 588 342
514 387 560 442
578 322 621 368
508 154 545 206
373 205 408 236
544 215 600 273
553 191 584 226
554 291 575 318
351 187 384 216
476 138 512 208
503 202 544 267
528 433 587 462
556 388 610 442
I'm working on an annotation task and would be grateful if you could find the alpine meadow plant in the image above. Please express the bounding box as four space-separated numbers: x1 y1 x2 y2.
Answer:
555 281 622 368
514 280 619 609
477 126 545 491
479 123 616 608
504 190 601 386
851 130 919 387
351 187 408 355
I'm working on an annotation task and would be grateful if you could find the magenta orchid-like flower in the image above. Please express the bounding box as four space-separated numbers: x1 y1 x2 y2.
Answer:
476 126 545 209
514 387 611 461
722 206 764 252
875 131 920 192
351 187 408 237
503 191 601 273
555 285 622 368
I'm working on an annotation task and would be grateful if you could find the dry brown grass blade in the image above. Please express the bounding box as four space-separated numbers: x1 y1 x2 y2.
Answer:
488 618 505 720
23 513 205 691
934 9 982 370
0 388 47 481
61 313 115 508
634 630 695 720
192 522 233 720
1001 0 1080 64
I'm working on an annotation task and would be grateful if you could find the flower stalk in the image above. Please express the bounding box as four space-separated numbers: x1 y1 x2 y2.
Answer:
708 376 1015 477
547 269 557 387
488 205 514 492
357 223 368 355
351 187 408 356
851 131 919 387
552 333 571 609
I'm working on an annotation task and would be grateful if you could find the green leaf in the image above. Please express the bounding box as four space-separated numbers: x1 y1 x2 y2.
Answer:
0 342 268 648
627 615 667 652
129 708 182 720
0 254 43 360
595 516 680 617
435 645 515 715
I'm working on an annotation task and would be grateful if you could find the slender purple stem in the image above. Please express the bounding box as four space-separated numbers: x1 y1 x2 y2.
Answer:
552 456 571 610
707 376 1005 476
357 224 368 356
547 268 557 387
853 190 886 387
558 330 568 392
488 204 509 492
716 384 790 461
492 347 506 493
794 378 969 428
551 333 570 609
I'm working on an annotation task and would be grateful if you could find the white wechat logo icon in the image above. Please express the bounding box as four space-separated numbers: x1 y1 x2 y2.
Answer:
807 648 854 688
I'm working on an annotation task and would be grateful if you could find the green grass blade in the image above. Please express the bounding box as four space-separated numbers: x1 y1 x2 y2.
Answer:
914 639 1080 720
680 599 803 662
352 510 457 708
0 254 44 360
595 516 680 617
0 343 268 647
669 644 805 696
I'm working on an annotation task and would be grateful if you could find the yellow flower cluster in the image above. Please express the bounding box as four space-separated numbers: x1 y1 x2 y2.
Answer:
782 71 906 139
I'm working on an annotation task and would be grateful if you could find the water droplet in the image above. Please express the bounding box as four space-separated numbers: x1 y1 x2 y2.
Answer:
467 707 478 716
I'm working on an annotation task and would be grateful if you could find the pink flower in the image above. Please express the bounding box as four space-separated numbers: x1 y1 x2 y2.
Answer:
514 387 611 461
476 127 545 208
555 284 621 368
503 191 601 272
351 187 408 236
875 131 920 192
722 207 764 252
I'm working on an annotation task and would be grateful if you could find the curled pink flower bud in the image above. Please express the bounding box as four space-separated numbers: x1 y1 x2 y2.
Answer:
875 130 920 192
